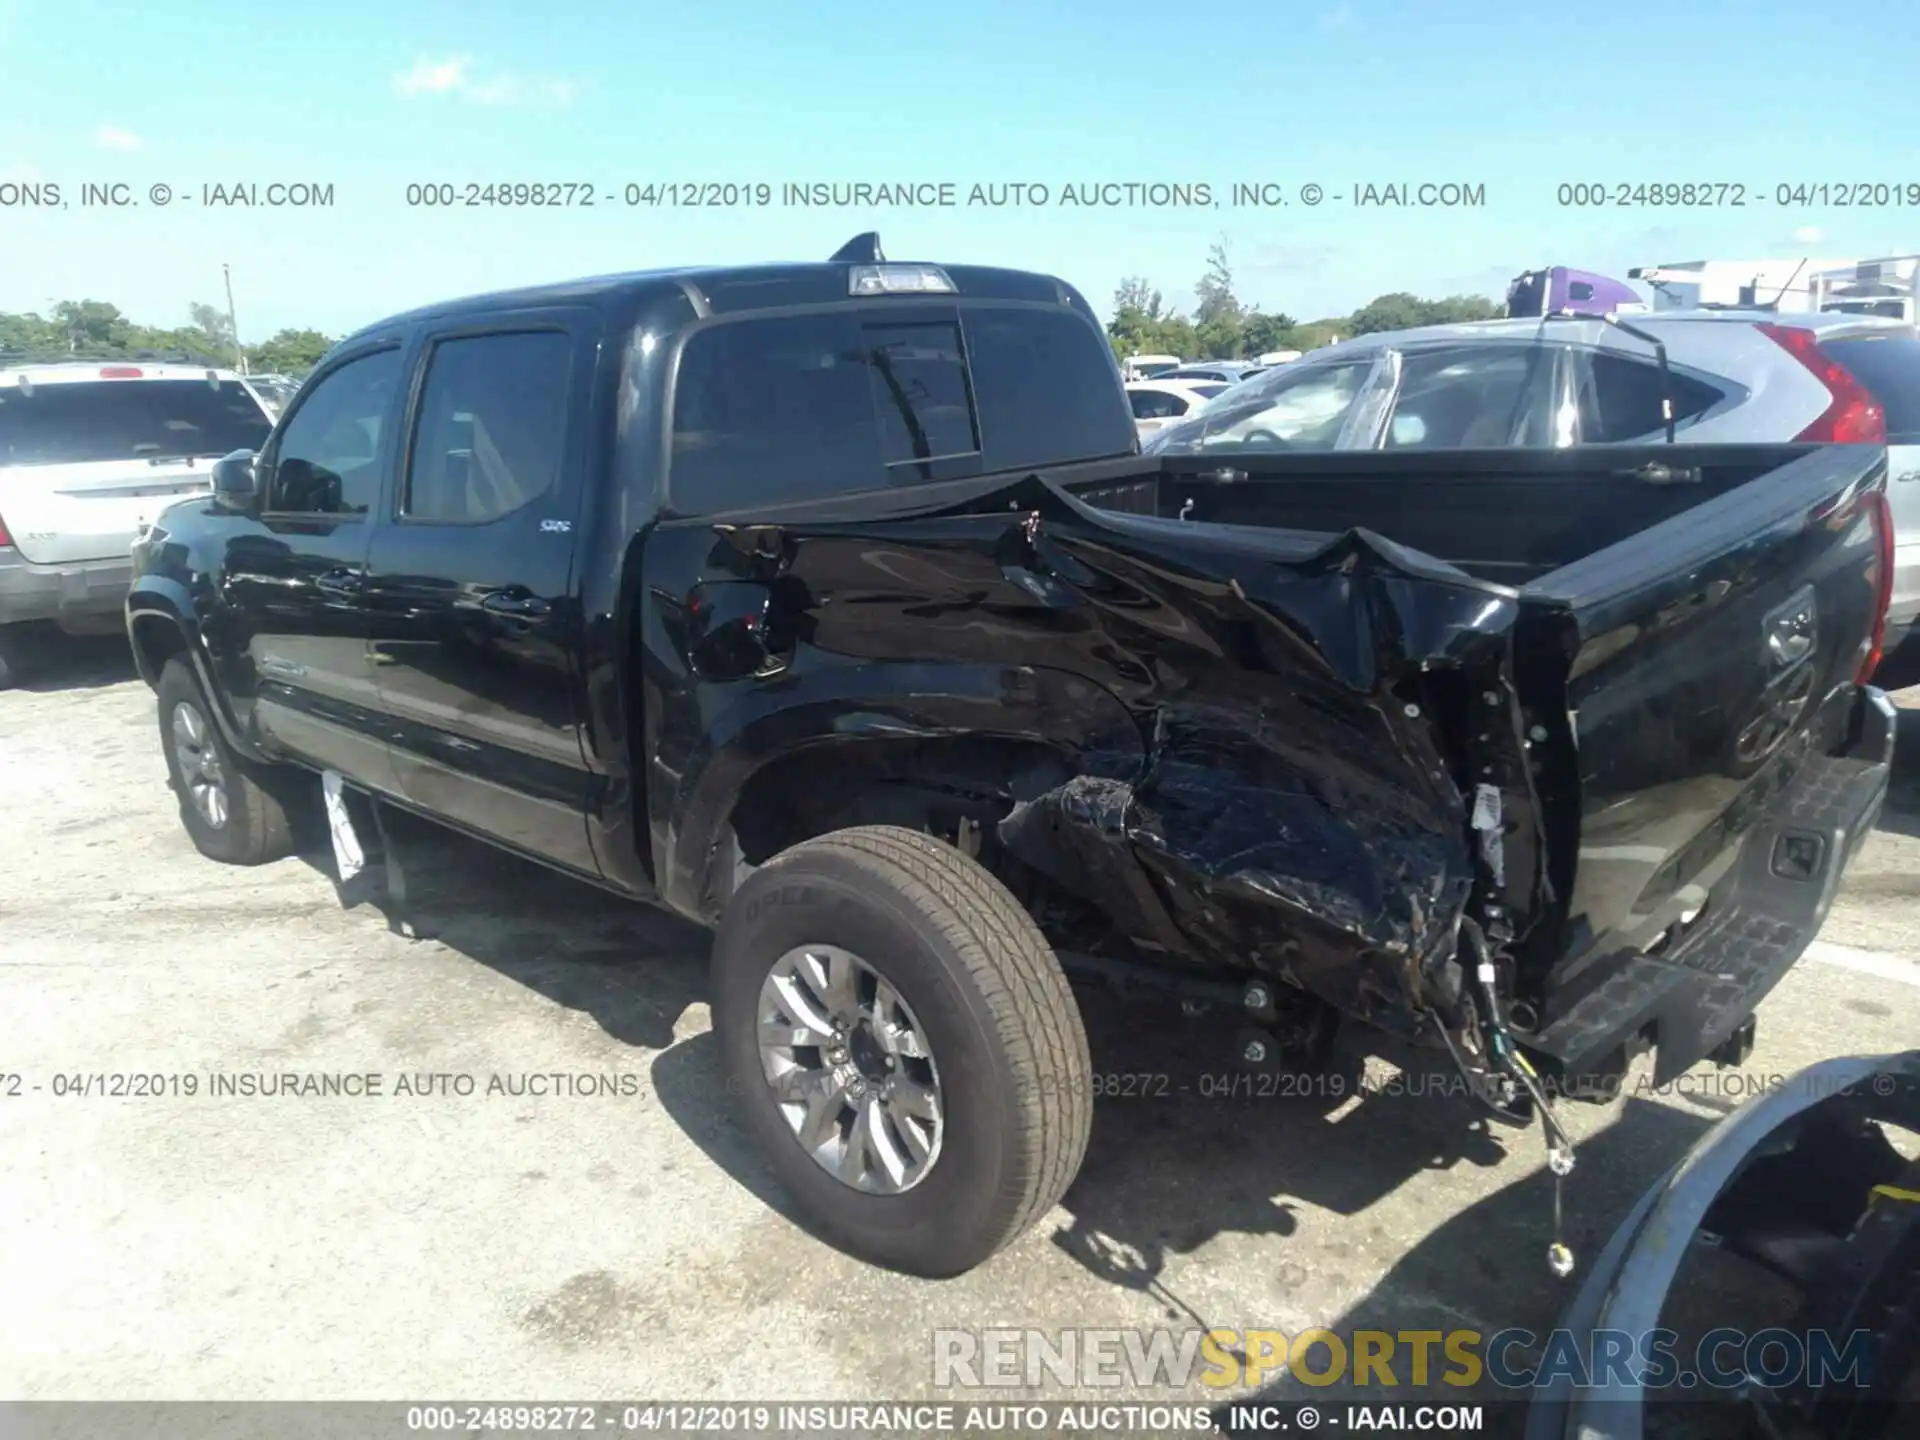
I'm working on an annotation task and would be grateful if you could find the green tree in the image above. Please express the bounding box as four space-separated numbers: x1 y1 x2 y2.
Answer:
1240 311 1301 357
52 299 133 350
245 328 335 375
1108 276 1170 358
1344 292 1431 337
1421 293 1503 325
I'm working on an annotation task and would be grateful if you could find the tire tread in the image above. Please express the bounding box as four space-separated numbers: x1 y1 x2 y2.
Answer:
781 824 1092 1261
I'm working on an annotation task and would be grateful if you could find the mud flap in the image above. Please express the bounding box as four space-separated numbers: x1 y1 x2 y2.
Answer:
321 769 365 883
321 770 427 940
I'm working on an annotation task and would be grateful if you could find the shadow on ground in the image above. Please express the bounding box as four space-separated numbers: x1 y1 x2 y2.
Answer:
310 763 1907 1437
0 630 138 693
298 802 711 1052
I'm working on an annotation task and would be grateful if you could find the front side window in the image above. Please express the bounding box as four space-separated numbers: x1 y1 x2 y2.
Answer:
404 331 573 522
1149 358 1373 454
266 348 405 516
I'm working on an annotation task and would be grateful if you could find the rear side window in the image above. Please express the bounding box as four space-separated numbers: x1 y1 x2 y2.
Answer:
1387 346 1555 448
670 312 878 512
0 378 272 467
1130 390 1186 420
405 331 573 522
1820 335 1920 443
1573 352 1723 443
668 303 1134 512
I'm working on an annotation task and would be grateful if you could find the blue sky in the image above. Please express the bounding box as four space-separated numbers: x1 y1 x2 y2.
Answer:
3 0 1919 339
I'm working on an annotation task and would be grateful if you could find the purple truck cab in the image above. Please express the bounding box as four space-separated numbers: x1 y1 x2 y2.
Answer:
1506 266 1647 318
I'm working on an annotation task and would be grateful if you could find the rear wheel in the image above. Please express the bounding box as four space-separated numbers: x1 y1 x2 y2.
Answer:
712 824 1092 1277
156 658 299 865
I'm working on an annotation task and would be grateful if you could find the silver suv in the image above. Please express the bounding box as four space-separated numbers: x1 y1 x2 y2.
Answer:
1146 309 1920 662
0 358 275 686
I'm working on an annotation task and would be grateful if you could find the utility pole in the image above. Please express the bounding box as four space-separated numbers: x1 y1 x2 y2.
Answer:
222 263 245 374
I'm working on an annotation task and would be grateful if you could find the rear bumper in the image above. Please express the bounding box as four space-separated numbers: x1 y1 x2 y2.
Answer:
1530 686 1896 1090
0 548 134 631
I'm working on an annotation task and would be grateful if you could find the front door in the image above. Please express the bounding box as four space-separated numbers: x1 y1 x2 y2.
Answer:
360 312 598 873
225 343 408 790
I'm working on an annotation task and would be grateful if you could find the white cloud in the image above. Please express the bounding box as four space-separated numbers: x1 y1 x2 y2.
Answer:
394 54 575 107
1792 225 1824 246
95 124 143 152
395 54 472 96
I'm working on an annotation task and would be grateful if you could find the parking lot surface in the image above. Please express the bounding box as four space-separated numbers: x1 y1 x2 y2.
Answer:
4 641 1918 1415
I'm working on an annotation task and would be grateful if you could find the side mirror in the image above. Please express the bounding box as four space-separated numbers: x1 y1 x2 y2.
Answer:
211 450 258 511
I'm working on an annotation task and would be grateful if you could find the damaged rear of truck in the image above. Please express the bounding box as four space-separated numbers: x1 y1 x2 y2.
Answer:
644 439 1895 1275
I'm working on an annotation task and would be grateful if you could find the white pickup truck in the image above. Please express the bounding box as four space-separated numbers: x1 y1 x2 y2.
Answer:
0 358 275 687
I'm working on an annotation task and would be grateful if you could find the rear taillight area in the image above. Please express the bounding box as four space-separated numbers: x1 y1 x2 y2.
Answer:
1860 487 1895 682
1757 323 1888 443
0 510 11 549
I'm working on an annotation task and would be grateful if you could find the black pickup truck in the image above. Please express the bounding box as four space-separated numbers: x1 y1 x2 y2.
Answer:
127 236 1898 1279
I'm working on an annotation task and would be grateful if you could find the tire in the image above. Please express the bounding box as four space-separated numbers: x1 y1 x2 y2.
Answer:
712 824 1092 1277
156 657 298 865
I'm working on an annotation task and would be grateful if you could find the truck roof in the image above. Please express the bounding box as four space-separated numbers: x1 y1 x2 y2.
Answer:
335 251 1094 351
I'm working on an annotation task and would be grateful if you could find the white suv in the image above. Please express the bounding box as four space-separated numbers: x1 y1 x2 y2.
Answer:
0 358 275 687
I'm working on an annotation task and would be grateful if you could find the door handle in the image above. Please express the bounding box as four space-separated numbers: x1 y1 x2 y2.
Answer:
480 591 551 619
315 568 363 596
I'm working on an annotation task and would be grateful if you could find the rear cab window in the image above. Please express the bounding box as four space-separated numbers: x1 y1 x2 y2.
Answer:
0 374 273 468
1820 333 1920 442
666 301 1135 513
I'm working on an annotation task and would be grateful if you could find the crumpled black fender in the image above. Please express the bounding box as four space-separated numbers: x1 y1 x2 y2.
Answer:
979 478 1531 1021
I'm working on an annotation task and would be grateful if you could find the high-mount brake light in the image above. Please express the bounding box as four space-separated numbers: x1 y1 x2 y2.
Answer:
849 264 957 296
1755 323 1886 443
98 366 144 379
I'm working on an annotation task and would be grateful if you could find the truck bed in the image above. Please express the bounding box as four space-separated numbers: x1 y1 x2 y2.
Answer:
644 441 1894 1085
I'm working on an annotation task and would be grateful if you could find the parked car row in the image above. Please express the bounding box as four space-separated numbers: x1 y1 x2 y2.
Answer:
1144 307 1920 664
0 358 278 686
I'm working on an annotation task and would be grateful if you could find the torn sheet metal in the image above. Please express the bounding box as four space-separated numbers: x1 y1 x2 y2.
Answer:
982 494 1532 1022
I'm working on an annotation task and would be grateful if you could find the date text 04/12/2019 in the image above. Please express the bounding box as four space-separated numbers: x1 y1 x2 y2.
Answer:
1557 180 1920 207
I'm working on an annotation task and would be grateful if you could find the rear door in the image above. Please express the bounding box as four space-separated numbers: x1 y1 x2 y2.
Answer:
0 371 273 563
360 310 599 872
1367 342 1561 449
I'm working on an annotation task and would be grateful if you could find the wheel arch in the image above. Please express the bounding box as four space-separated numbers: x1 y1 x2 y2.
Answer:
658 665 1148 924
126 585 266 763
